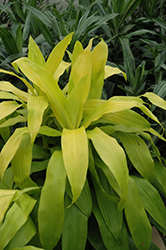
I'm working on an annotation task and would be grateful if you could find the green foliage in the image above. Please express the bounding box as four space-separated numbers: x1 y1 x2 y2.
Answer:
0 33 166 249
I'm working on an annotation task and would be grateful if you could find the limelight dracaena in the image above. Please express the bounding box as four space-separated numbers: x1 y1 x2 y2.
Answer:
0 33 166 250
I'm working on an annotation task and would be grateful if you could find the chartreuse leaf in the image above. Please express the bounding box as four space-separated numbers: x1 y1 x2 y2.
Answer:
0 192 36 250
62 194 88 250
66 40 92 127
131 176 166 229
0 101 22 121
0 91 21 101
117 132 154 182
0 81 28 102
38 126 61 137
104 65 127 81
143 92 166 110
88 39 107 99
38 151 66 250
27 95 49 143
0 189 16 223
11 133 36 189
62 127 88 203
124 177 152 250
95 168 123 240
87 127 129 211
0 127 28 178
14 58 72 128
68 40 91 94
0 116 27 129
5 217 36 250
0 167 14 189
45 33 73 75
53 60 70 81
0 70 35 96
102 109 150 130
28 36 45 67
0 117 10 142
67 75 90 128
82 96 144 128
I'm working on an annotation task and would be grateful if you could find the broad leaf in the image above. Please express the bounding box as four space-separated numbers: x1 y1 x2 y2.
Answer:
131 176 166 229
0 193 36 249
82 96 144 128
5 217 36 250
62 195 88 250
11 133 35 188
62 127 88 203
38 151 66 250
27 95 49 143
14 58 72 128
88 39 107 99
38 126 61 137
124 177 152 250
117 132 154 182
0 101 22 121
143 92 166 110
93 199 129 250
0 189 16 223
95 168 123 240
67 75 90 128
45 33 73 75
0 81 28 102
28 36 45 67
104 65 126 81
87 127 129 210
0 127 28 178
13 247 44 250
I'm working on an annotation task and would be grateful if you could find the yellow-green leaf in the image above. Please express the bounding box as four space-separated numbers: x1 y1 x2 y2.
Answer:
66 75 90 128
88 39 108 99
0 81 28 102
0 70 35 95
53 60 70 81
38 126 61 137
27 95 49 143
11 133 34 188
82 96 144 128
69 45 91 94
0 189 16 223
0 101 22 121
62 127 88 203
45 33 73 75
14 58 72 128
0 116 27 128
0 127 28 178
143 92 166 110
0 91 21 101
38 151 66 250
28 36 45 67
87 127 129 210
104 65 127 81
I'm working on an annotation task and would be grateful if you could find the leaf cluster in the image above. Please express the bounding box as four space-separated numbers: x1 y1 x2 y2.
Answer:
0 33 166 250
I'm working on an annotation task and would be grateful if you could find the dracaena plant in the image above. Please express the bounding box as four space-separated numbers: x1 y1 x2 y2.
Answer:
0 33 166 250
